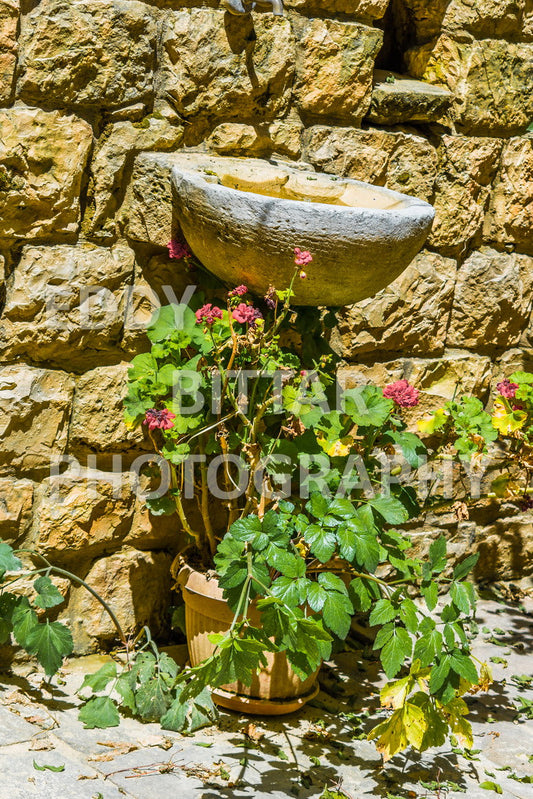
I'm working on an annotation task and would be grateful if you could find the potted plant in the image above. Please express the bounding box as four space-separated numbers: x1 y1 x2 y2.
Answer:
121 245 496 757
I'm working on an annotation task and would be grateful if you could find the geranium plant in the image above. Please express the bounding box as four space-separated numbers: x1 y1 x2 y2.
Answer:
2 248 530 759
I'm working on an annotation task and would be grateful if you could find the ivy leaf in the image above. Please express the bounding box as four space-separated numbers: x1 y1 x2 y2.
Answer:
25 621 74 677
79 661 117 694
79 696 120 729
33 576 64 609
380 627 412 679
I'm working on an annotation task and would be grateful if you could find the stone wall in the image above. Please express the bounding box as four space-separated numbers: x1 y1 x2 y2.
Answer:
0 0 532 651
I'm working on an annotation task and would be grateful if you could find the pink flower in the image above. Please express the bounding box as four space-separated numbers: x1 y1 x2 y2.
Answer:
143 408 176 431
383 380 420 408
195 303 223 325
167 239 191 260
294 247 313 266
228 285 248 297
497 379 519 399
232 303 263 325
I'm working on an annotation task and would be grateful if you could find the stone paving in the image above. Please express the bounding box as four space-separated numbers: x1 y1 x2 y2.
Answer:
0 599 532 799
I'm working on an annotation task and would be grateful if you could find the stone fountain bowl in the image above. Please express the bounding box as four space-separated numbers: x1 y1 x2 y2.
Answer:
170 154 435 307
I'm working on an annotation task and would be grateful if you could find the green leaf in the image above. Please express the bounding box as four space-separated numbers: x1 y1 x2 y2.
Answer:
382 430 427 468
429 655 451 693
306 581 328 612
422 581 439 611
79 661 117 694
33 576 64 609
321 591 353 639
12 602 38 649
479 782 503 794
369 495 410 525
304 524 336 563
135 677 173 721
25 621 74 677
380 628 412 679
79 696 120 729
429 536 447 573
33 761 65 772
343 385 393 427
413 629 443 667
145 495 176 516
450 582 473 615
0 543 22 577
160 696 188 732
369 599 397 627
449 650 478 684
453 553 479 581
306 492 330 520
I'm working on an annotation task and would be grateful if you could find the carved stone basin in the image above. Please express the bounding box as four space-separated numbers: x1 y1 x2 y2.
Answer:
170 154 434 306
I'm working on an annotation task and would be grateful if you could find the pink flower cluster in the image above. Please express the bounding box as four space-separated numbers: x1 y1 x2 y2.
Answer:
144 408 176 431
294 247 313 266
195 303 223 325
232 303 263 325
228 285 248 298
167 239 191 260
383 380 420 408
496 379 519 399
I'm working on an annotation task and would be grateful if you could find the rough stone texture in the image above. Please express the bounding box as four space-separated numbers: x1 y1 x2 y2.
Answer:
447 249 533 351
0 477 33 546
294 18 382 121
484 136 533 256
367 70 453 125
332 251 457 358
159 9 294 121
87 117 184 241
0 366 74 479
0 243 135 370
0 0 18 104
69 364 145 456
64 549 173 651
303 125 438 201
206 117 303 159
430 136 503 255
286 0 389 17
340 350 492 403
120 152 176 247
405 35 533 135
17 0 157 109
0 108 92 241
395 0 529 41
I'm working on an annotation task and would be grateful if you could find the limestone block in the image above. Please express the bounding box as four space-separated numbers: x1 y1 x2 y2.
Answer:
285 0 389 18
303 125 438 202
340 351 492 404
0 366 74 478
484 137 533 256
0 243 135 370
0 108 92 241
268 114 303 158
64 549 173 652
0 477 34 546
430 136 503 255
406 35 533 136
475 515 533 581
294 18 382 121
367 70 453 126
120 153 176 247
87 117 184 241
0 0 18 104
395 0 528 41
207 123 273 157
69 364 145 454
332 251 457 358
30 469 137 562
447 249 533 351
160 9 294 121
17 0 157 109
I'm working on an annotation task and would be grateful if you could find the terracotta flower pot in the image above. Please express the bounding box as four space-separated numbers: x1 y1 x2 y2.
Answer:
179 566 319 715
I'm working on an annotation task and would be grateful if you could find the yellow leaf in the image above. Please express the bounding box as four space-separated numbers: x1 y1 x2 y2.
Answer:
380 676 412 709
417 408 447 435
316 435 353 457
442 696 473 748
403 702 428 750
368 709 407 762
470 662 493 694
491 399 527 434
